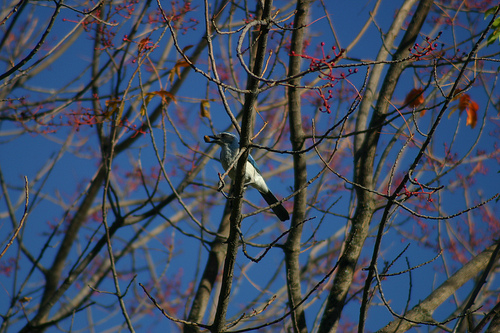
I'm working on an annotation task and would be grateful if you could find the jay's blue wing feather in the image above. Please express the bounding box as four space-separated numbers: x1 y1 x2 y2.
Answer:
247 154 262 175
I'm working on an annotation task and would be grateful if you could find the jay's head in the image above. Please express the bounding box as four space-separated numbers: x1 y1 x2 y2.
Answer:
205 132 238 148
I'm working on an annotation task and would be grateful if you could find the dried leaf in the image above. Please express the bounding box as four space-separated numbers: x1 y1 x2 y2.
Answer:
404 88 425 108
200 100 211 119
451 93 479 128
19 297 32 304
466 100 478 128
182 45 193 53
104 99 123 120
140 93 154 116
448 105 458 118
458 94 471 113
140 90 176 116
169 59 191 84
155 90 176 103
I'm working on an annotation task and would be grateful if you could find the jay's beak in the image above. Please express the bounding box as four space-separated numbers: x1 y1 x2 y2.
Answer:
204 134 220 143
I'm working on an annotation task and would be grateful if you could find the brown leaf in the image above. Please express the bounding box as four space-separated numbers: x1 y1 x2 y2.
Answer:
453 94 479 128
155 90 176 103
466 100 478 128
19 297 32 304
140 90 176 116
458 94 471 113
182 45 193 53
404 88 424 108
200 100 211 119
169 59 191 84
104 99 123 120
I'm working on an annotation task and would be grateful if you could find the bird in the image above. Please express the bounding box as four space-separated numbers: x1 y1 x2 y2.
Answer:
205 132 290 221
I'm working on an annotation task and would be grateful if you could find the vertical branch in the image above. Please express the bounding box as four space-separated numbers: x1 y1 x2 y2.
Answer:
211 1 273 332
318 1 433 332
353 0 419 153
285 1 310 332
184 210 231 333
181 3 239 330
358 0 434 330
33 168 105 327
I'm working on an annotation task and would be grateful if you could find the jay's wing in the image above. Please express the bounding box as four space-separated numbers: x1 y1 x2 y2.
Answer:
247 154 290 222
247 154 262 175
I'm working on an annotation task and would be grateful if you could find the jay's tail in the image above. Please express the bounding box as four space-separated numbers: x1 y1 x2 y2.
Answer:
259 190 290 221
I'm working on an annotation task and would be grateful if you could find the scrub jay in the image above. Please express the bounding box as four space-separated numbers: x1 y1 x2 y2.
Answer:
206 132 290 221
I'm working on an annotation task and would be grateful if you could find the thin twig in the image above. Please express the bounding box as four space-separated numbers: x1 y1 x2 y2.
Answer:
0 176 29 260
